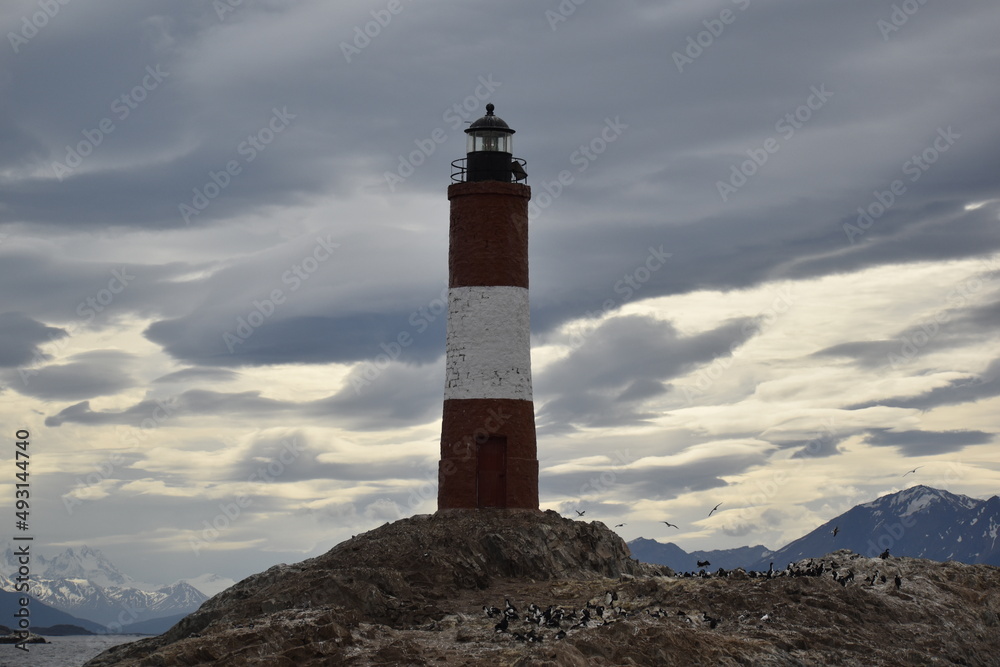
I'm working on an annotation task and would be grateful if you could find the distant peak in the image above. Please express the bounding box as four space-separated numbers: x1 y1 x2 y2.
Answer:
862 485 983 514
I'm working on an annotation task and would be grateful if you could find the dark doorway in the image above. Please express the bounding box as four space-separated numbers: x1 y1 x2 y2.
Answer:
477 436 507 508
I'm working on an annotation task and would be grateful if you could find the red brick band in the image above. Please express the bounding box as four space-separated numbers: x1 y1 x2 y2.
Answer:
448 182 531 289
438 398 538 510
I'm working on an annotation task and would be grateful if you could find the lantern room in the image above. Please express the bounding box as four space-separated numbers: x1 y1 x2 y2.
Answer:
452 103 527 184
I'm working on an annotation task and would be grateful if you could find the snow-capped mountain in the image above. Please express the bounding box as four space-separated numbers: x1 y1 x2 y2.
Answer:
629 486 1000 572
751 485 1000 570
0 545 213 628
0 574 207 627
42 545 133 588
0 545 129 587
178 572 237 597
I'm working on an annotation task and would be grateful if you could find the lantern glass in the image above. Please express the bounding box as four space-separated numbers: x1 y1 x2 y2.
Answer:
467 131 511 153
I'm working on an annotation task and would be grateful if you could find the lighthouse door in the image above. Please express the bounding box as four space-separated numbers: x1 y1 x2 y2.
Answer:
477 436 507 508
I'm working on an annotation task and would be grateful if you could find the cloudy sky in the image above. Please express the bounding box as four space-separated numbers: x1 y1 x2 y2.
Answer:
2 0 999 585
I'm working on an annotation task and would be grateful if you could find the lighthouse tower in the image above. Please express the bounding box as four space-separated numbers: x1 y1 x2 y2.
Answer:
437 103 538 511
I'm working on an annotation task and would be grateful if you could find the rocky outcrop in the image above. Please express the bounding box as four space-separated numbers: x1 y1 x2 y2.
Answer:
85 510 663 666
85 513 1000 666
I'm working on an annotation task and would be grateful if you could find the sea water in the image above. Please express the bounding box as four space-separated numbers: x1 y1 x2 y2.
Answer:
0 635 144 667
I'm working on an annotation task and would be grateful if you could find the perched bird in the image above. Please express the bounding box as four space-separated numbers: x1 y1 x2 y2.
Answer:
504 598 518 618
494 616 509 633
837 569 855 586
575 509 586 517
760 613 772 623
832 526 840 537
662 521 679 529
709 502 722 517
879 549 891 560
903 466 923 476
894 575 902 590
554 629 566 640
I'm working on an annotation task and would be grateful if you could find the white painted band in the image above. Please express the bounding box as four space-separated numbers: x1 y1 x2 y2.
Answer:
444 285 533 401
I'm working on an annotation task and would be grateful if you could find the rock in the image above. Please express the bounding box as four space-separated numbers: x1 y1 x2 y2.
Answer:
84 512 1000 666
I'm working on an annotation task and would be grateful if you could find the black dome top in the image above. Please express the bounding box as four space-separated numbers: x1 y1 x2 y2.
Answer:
466 103 514 133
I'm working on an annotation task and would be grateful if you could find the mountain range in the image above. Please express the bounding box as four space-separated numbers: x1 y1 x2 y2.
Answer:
0 545 232 634
629 485 1000 572
0 589 107 634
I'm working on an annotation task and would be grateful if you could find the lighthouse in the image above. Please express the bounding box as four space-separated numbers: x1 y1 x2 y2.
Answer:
437 103 538 511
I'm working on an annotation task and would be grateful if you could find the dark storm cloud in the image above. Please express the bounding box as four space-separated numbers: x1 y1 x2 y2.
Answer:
864 428 994 457
535 315 756 429
6 349 135 400
140 230 451 369
0 2 328 229
0 247 199 324
0 312 67 367
948 295 1000 332
0 0 995 251
2 0 999 378
146 311 447 368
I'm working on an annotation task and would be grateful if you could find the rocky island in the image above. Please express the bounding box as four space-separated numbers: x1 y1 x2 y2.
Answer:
85 510 1000 666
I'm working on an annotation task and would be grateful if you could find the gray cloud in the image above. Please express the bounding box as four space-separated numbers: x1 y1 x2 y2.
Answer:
542 452 764 506
812 341 899 368
7 349 135 400
0 312 67 368
536 315 756 429
45 361 442 431
153 368 241 383
864 428 994 457
848 358 1000 411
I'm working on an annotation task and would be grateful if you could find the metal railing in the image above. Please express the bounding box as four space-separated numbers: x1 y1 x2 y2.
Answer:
451 157 528 184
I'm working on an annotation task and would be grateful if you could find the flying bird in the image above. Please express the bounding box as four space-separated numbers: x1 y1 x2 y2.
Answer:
903 466 923 476
708 503 722 517
661 521 679 529
614 523 626 528
575 509 586 517
832 526 840 537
